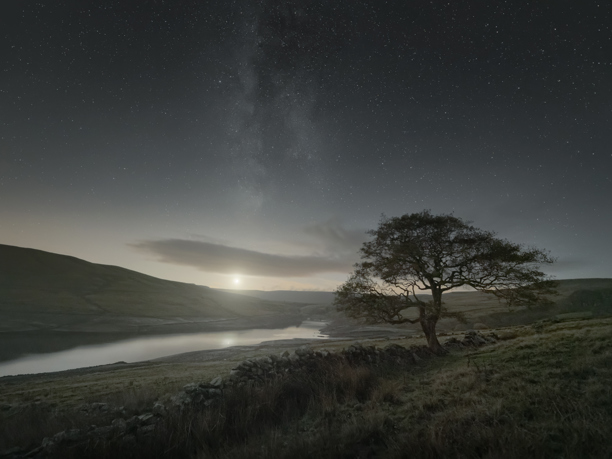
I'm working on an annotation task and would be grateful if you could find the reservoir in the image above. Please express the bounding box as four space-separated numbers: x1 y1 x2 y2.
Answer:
0 321 327 377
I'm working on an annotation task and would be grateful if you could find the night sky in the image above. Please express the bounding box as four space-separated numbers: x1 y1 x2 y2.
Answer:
2 1 611 291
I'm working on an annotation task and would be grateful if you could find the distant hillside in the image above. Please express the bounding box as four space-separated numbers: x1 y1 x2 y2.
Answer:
217 289 335 305
0 244 296 320
216 289 338 321
441 279 612 318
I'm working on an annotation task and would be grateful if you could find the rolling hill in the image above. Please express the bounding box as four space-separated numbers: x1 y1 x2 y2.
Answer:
0 244 301 332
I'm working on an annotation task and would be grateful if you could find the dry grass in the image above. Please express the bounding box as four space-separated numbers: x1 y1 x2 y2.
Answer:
50 358 397 459
382 318 612 458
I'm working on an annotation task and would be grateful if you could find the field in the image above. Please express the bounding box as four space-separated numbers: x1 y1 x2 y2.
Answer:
2 317 612 458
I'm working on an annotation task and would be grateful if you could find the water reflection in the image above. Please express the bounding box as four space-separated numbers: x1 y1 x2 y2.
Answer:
0 321 327 377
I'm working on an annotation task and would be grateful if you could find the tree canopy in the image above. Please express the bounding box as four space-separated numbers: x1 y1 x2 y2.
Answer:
334 210 557 353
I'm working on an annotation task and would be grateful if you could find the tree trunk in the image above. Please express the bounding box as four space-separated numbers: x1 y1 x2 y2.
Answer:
419 286 445 354
420 316 445 354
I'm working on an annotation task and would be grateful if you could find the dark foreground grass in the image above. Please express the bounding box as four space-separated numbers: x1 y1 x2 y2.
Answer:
0 384 164 453
55 358 392 458
7 319 612 458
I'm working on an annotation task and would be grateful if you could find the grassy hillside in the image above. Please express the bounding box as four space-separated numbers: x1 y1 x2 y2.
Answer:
443 278 612 315
441 278 612 329
0 244 295 319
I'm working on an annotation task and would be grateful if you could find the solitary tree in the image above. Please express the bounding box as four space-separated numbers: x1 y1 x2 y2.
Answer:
334 211 557 353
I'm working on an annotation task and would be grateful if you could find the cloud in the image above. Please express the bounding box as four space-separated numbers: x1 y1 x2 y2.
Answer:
301 217 366 255
132 239 353 277
547 256 592 278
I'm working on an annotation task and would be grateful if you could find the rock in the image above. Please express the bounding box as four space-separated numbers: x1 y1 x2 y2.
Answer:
383 343 403 353
91 402 109 412
210 376 223 387
236 364 249 373
460 331 491 347
498 330 518 340
152 402 167 416
126 416 141 431
91 425 114 439
183 383 199 393
171 392 191 407
78 403 89 412
483 333 498 343
204 388 222 398
138 424 156 435
112 418 127 434
52 429 82 445
442 337 464 350
41 437 54 448
473 323 489 330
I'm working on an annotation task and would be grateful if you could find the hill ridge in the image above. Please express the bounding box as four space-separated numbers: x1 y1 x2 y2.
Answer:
0 243 297 319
